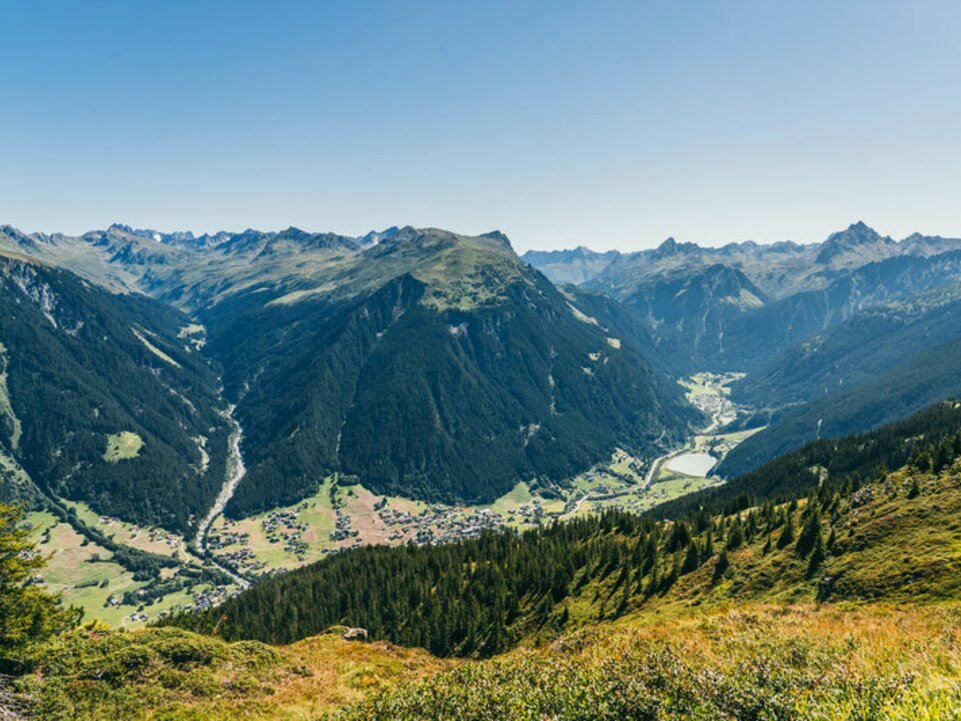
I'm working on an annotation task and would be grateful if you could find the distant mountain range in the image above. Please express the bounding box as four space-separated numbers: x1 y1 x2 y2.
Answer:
6 217 961 531
525 221 961 473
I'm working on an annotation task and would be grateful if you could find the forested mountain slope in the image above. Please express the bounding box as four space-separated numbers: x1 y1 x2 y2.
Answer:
0 254 229 533
733 287 961 410
719 332 961 477
199 228 696 514
167 406 961 659
1 224 697 516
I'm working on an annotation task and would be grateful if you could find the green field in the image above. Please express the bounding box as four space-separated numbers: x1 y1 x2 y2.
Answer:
103 431 144 462
26 503 233 628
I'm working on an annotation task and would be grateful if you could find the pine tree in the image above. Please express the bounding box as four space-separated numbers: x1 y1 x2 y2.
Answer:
806 532 825 577
681 541 700 574
826 527 837 554
776 509 795 550
796 506 822 558
712 549 729 584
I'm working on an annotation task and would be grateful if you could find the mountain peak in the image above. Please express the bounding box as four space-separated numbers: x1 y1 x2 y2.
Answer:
479 230 512 250
657 237 678 253
816 221 890 265
830 221 884 244
652 236 699 258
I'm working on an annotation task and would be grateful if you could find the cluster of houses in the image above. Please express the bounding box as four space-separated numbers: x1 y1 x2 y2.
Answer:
330 507 359 542
260 507 310 560
686 373 739 427
377 503 507 545
98 515 181 552
205 527 249 551
150 585 241 621
215 545 267 574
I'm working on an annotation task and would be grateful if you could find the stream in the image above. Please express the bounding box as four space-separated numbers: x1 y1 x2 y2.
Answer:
194 404 250 589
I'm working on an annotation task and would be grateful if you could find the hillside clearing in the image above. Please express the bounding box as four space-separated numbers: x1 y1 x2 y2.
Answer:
102 431 143 462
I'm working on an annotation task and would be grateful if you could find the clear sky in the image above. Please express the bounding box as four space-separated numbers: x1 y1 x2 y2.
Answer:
1 1 960 252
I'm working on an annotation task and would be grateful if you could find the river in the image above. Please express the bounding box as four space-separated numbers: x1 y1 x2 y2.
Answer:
194 404 250 589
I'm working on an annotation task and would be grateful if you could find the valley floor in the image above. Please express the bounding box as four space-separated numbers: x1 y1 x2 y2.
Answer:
22 373 756 627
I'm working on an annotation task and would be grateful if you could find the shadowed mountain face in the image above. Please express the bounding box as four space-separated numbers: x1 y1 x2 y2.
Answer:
0 254 230 533
195 230 696 514
0 225 696 520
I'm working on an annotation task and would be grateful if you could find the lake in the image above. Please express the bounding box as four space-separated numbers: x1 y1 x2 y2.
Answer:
665 452 716 477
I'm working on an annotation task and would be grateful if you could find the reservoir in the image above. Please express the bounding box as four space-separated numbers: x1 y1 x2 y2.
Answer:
665 452 716 477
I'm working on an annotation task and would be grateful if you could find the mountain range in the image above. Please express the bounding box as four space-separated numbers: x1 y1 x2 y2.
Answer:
6 217 961 718
525 221 961 473
6 218 961 533
0 223 694 530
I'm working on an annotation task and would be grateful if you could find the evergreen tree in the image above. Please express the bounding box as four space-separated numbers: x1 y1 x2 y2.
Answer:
681 541 700 574
907 478 921 499
726 519 744 551
806 532 826 577
712 549 729 585
796 505 822 558
826 527 837 554
1 504 82 664
776 509 795 550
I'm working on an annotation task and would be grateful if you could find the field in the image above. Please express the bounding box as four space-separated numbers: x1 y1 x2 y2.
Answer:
102 431 143 462
26 511 155 628
62 500 188 559
25 504 236 628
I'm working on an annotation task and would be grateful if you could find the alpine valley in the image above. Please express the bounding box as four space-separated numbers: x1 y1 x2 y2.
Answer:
6 220 961 719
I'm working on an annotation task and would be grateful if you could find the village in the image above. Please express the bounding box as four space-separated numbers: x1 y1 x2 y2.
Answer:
199 373 750 581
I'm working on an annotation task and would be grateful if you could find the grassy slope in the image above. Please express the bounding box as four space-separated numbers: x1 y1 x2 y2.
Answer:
328 462 961 719
330 605 961 721
16 626 452 720
16 458 961 719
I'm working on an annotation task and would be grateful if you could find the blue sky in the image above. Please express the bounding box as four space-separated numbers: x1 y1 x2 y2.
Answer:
1 1 959 251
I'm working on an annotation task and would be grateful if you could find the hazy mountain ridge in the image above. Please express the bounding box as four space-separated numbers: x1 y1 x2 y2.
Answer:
524 221 961 298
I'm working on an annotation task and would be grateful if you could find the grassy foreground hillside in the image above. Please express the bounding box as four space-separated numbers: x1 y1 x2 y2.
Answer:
9 413 961 718
11 626 449 720
329 605 961 721
10 604 959 720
